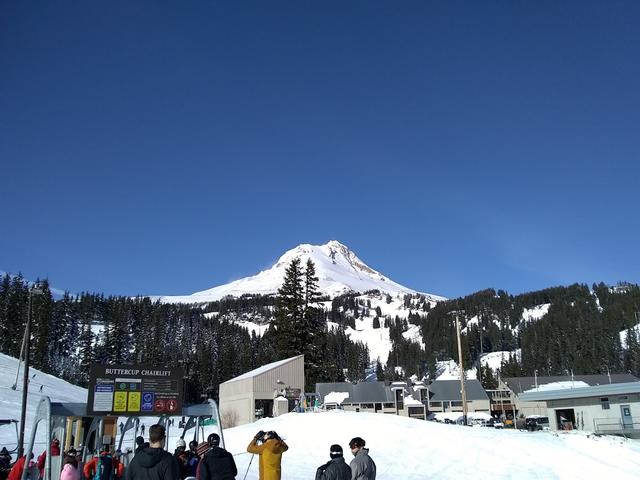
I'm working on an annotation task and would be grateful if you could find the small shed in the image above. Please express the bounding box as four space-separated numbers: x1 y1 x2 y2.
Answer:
219 355 304 427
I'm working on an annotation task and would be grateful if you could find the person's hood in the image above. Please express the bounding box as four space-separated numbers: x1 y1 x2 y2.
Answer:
137 448 167 468
329 456 347 464
206 447 228 458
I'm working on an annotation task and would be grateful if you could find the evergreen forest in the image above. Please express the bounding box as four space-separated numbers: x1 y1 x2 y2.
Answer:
1 266 639 399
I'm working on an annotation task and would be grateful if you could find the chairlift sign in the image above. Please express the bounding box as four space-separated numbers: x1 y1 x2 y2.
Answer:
87 364 184 416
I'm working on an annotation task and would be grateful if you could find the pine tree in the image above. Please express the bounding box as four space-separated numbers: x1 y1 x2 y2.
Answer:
272 258 305 358
31 280 53 371
375 359 385 381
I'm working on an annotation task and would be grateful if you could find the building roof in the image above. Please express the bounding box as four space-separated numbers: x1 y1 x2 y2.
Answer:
502 374 638 395
519 381 640 402
429 379 490 402
221 355 303 384
316 382 393 404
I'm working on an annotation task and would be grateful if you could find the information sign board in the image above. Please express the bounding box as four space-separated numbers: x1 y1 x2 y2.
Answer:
87 364 184 416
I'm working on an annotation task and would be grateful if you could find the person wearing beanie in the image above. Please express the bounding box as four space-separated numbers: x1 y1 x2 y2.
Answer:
173 439 189 479
198 434 236 480
348 437 376 480
185 441 199 478
246 431 288 480
315 444 351 480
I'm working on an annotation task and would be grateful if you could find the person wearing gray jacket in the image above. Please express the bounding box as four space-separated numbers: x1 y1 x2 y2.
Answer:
348 438 376 480
315 444 351 480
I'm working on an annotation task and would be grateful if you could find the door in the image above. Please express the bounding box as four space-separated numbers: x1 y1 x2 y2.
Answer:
620 405 633 429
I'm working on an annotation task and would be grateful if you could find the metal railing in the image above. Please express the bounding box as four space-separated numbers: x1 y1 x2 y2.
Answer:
593 418 640 435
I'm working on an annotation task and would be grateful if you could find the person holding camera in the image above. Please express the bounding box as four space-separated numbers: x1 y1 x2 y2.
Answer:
246 431 288 480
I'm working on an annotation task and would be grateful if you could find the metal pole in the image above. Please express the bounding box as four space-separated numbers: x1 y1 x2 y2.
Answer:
455 314 468 425
18 289 33 458
12 323 28 390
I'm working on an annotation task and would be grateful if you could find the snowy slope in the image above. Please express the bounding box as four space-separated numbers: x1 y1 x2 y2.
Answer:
157 241 444 303
0 353 87 451
216 411 640 480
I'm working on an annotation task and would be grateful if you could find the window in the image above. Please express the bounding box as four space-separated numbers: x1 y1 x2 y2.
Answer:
430 401 442 408
361 403 374 409
601 397 610 410
451 401 463 407
383 402 395 409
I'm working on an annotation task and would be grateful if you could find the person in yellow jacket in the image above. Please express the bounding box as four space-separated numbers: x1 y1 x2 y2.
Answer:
246 430 288 480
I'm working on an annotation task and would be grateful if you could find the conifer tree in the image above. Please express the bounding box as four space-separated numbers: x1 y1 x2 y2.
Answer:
272 258 305 358
375 359 385 381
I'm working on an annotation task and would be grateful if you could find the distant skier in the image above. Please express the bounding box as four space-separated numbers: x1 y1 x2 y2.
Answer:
348 437 375 480
315 444 351 480
198 434 236 480
246 431 288 480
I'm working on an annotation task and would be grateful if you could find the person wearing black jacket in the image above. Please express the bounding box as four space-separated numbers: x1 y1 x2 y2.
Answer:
135 437 149 456
126 425 179 480
315 444 351 480
198 434 236 480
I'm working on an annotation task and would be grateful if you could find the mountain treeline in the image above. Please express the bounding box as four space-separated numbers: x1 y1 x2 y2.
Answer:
378 283 640 387
0 270 369 400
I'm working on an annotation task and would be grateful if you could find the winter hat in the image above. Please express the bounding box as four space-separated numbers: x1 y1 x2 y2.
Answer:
207 433 220 447
196 442 210 457
329 444 343 459
176 439 186 449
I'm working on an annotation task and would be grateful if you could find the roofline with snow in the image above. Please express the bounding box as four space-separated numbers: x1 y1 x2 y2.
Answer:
221 355 304 384
519 381 640 401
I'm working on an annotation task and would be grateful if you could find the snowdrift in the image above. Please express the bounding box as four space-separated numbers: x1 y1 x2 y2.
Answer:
220 410 640 480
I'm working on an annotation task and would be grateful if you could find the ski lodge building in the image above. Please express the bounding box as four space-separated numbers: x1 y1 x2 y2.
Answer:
218 355 304 427
315 378 490 419
497 374 638 418
519 381 640 436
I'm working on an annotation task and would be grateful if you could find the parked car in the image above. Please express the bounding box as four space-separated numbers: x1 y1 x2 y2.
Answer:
525 416 550 431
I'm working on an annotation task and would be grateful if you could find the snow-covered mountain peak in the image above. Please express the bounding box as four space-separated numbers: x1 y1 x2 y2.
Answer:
158 241 442 303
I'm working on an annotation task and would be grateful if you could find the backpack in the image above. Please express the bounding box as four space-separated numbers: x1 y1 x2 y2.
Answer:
94 455 114 480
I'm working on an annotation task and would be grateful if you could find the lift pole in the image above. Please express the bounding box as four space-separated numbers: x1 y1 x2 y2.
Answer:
455 314 468 425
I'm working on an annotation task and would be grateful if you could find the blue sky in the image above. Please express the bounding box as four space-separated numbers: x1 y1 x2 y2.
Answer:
1 1 639 299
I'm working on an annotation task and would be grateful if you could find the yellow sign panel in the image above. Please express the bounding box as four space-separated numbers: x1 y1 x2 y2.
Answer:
113 392 127 413
128 392 141 412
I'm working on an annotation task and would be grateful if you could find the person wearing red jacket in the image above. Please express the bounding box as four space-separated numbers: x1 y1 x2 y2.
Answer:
36 439 61 479
7 453 33 480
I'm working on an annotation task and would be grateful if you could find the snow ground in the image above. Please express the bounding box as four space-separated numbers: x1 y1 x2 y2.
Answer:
522 303 551 322
2 354 639 479
220 411 640 480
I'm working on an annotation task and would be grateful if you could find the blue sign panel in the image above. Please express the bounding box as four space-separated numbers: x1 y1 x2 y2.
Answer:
141 392 155 411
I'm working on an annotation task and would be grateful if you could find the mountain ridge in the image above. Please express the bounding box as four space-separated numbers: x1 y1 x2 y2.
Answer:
157 240 445 303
